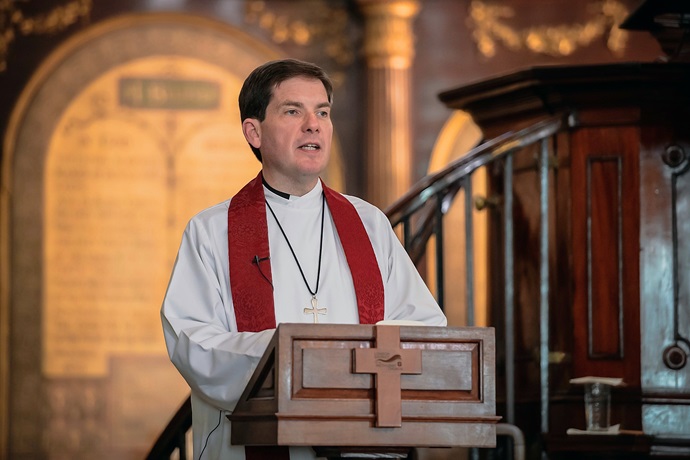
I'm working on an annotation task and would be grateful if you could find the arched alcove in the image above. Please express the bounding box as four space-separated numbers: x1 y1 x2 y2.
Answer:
1 12 344 457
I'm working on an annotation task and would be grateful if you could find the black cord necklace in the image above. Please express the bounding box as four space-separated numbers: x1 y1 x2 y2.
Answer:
265 191 327 322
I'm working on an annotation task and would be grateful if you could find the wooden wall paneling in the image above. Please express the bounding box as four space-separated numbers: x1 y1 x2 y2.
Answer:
570 126 641 387
638 117 690 437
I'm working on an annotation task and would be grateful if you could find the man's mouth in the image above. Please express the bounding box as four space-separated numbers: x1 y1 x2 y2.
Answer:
299 143 320 151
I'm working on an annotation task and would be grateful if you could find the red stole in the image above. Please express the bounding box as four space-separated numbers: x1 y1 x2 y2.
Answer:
227 172 385 331
227 172 385 459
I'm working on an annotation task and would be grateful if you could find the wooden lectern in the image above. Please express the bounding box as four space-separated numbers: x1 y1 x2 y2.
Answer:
229 323 499 457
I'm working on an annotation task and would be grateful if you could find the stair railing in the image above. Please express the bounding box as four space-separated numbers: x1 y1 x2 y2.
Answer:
386 115 562 430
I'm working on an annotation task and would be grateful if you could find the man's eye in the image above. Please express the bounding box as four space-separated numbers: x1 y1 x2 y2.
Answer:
318 111 330 118
286 109 298 115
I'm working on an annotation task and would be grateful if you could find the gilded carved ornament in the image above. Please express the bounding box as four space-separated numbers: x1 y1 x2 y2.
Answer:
468 0 629 58
0 0 92 72
244 0 354 86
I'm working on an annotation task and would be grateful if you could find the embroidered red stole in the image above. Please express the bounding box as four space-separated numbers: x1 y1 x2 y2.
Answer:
228 172 385 331
227 172 384 459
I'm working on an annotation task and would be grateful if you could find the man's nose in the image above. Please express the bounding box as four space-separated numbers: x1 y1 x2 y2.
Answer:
303 113 320 132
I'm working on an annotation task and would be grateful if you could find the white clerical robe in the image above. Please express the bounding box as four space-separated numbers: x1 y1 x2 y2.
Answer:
161 180 447 460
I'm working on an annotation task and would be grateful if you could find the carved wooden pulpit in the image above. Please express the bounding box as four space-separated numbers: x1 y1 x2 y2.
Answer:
229 323 499 456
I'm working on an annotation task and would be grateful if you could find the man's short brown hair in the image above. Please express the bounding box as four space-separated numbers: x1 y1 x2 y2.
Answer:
239 59 333 161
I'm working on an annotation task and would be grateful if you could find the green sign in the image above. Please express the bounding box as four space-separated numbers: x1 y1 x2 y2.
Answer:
119 77 220 109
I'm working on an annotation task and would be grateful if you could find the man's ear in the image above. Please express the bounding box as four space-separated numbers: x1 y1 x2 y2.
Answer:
242 118 261 149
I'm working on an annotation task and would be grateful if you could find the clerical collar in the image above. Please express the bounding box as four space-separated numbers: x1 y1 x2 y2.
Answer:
262 177 290 200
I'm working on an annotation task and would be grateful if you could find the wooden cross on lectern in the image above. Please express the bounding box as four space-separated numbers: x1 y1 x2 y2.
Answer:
353 325 422 427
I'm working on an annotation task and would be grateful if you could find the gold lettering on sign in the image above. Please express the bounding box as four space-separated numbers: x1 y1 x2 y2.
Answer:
118 78 221 110
43 56 260 377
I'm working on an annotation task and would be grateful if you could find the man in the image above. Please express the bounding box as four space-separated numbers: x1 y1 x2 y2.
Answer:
161 58 446 460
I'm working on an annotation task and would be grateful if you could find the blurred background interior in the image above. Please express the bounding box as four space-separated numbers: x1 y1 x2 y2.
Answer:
1 0 689 458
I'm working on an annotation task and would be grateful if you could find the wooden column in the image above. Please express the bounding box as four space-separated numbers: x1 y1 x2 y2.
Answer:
357 0 419 208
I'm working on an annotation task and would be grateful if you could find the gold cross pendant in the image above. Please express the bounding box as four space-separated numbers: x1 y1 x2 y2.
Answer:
303 295 327 323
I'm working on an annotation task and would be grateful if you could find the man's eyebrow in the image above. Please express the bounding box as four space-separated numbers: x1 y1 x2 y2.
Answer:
280 100 304 108
279 100 331 109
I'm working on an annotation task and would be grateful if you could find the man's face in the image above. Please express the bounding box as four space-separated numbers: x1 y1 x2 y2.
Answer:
243 76 333 195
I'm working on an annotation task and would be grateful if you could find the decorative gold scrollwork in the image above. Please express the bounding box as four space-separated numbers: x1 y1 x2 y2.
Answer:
467 0 629 58
243 0 355 86
0 0 92 72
